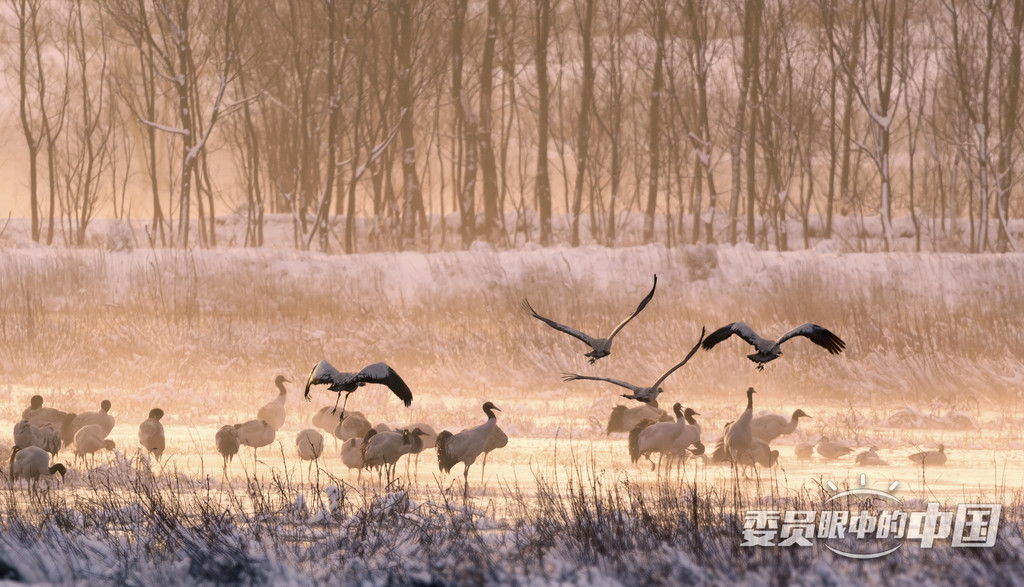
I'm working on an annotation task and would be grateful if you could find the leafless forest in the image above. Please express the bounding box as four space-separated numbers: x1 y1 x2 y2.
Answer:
4 0 1022 253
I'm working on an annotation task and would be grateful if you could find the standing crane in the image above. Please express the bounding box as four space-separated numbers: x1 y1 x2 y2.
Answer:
724 387 756 467
436 402 503 498
257 375 290 431
9 446 66 492
295 428 325 484
138 408 166 462
215 425 240 476
235 419 276 469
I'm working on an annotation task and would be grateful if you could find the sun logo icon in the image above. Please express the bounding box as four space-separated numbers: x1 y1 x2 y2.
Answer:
822 474 903 559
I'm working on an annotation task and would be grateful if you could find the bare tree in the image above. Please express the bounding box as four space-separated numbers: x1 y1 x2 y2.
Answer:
741 0 763 244
995 0 1022 252
642 0 667 243
592 0 636 246
394 0 426 249
103 0 243 249
569 0 595 247
943 0 1004 252
451 0 476 247
59 0 113 246
846 0 904 251
534 0 554 245
11 0 45 243
682 0 723 244
479 0 501 243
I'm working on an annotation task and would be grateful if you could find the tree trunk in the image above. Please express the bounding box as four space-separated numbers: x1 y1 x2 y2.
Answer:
478 0 500 243
570 0 595 247
535 0 553 245
643 0 667 243
396 0 422 249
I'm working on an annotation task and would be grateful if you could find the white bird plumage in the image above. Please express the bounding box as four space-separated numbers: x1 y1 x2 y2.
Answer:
333 411 373 441
908 444 947 467
70 399 116 441
257 375 290 431
22 395 69 431
563 327 706 403
295 428 325 484
794 443 814 460
856 446 889 466
724 387 757 466
74 424 116 466
628 404 702 475
732 437 779 468
436 402 503 497
138 408 166 462
606 400 673 435
702 322 845 370
13 420 61 461
341 436 366 476
523 275 658 363
363 427 427 484
235 419 276 468
816 437 854 460
296 428 324 461
396 422 437 476
750 409 812 442
9 446 66 492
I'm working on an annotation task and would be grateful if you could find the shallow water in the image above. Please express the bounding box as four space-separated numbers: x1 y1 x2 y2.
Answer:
8 404 1019 516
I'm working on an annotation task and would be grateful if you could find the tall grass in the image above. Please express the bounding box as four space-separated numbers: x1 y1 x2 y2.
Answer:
0 452 1020 584
2 245 1022 421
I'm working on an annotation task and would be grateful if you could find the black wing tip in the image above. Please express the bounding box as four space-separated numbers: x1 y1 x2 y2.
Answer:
812 325 846 354
702 323 736 350
521 298 538 316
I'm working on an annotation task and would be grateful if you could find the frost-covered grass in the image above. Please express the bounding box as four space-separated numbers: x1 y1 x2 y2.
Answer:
2 221 1024 583
0 453 1021 585
1 238 1022 417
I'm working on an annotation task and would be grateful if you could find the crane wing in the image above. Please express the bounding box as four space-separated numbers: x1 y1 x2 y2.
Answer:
701 322 760 350
355 362 414 407
561 373 644 395
303 359 355 400
522 299 598 348
777 324 846 354
651 326 706 389
486 425 509 451
606 274 658 340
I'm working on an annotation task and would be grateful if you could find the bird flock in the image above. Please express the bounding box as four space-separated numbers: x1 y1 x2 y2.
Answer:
6 274 950 495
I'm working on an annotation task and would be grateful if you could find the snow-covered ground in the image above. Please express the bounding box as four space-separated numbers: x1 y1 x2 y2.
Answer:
1 214 1023 584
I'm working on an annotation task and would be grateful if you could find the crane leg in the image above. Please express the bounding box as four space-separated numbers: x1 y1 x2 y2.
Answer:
463 466 470 499
332 392 353 417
